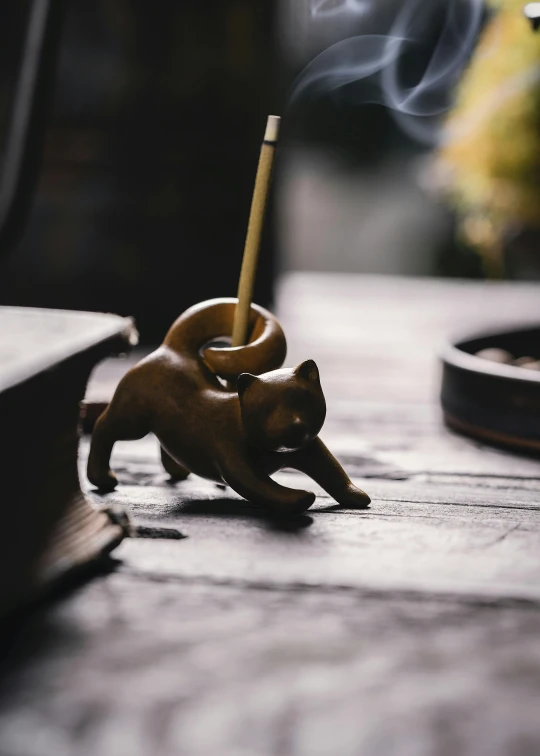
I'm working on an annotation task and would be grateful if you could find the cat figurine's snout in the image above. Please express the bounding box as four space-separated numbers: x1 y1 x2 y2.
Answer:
284 416 311 451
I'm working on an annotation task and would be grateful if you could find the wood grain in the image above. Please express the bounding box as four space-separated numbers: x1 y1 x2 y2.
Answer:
3 274 540 756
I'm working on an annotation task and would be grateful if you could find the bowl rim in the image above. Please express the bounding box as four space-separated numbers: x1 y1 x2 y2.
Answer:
440 322 540 385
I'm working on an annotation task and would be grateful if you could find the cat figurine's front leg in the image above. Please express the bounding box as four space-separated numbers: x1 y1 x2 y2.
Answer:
219 452 316 515
286 437 370 509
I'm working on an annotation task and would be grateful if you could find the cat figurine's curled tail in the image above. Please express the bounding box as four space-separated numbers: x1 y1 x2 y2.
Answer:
87 298 370 514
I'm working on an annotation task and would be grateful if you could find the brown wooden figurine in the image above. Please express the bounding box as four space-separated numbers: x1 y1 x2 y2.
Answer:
87 298 371 514
88 116 370 514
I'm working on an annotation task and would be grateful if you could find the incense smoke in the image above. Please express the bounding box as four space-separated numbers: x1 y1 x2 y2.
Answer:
290 0 485 144
310 0 370 18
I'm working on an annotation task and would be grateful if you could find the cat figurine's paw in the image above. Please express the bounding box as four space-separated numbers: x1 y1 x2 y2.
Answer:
87 465 118 492
335 484 371 509
271 489 316 516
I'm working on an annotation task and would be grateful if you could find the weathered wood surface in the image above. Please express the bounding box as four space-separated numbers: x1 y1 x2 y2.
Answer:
2 274 540 756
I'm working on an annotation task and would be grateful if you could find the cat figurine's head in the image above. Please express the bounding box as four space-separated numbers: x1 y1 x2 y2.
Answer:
237 360 326 452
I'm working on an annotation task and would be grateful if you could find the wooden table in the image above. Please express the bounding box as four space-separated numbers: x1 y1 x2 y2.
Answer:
2 274 540 756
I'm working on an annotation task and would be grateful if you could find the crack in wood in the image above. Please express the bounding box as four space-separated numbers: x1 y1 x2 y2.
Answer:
481 524 522 549
117 567 540 611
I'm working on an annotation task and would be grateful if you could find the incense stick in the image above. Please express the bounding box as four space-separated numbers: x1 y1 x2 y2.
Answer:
231 115 280 347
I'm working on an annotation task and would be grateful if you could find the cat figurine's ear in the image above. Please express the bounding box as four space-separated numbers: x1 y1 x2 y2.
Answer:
294 360 320 383
237 373 258 397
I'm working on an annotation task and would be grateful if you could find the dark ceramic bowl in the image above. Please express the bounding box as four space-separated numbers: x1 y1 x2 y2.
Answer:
441 325 540 454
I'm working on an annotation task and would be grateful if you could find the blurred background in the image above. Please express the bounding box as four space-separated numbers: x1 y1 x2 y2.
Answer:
279 0 481 279
1 0 538 341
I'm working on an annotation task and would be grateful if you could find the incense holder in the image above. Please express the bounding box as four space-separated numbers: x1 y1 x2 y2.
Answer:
87 298 370 515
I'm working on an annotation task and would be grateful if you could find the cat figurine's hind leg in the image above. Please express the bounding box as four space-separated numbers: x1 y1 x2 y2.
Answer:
161 447 190 481
87 369 152 491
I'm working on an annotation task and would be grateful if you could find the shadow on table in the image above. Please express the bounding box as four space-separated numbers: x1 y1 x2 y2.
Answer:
171 497 314 534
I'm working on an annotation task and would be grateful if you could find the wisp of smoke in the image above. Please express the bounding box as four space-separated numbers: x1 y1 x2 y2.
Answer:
290 0 485 144
310 0 370 18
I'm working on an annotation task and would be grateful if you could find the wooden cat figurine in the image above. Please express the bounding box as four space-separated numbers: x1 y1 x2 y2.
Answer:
87 298 370 515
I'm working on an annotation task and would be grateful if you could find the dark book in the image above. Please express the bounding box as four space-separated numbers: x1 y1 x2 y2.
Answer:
0 306 137 617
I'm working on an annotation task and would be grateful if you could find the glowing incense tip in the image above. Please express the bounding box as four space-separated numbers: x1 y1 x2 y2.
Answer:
264 115 281 143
